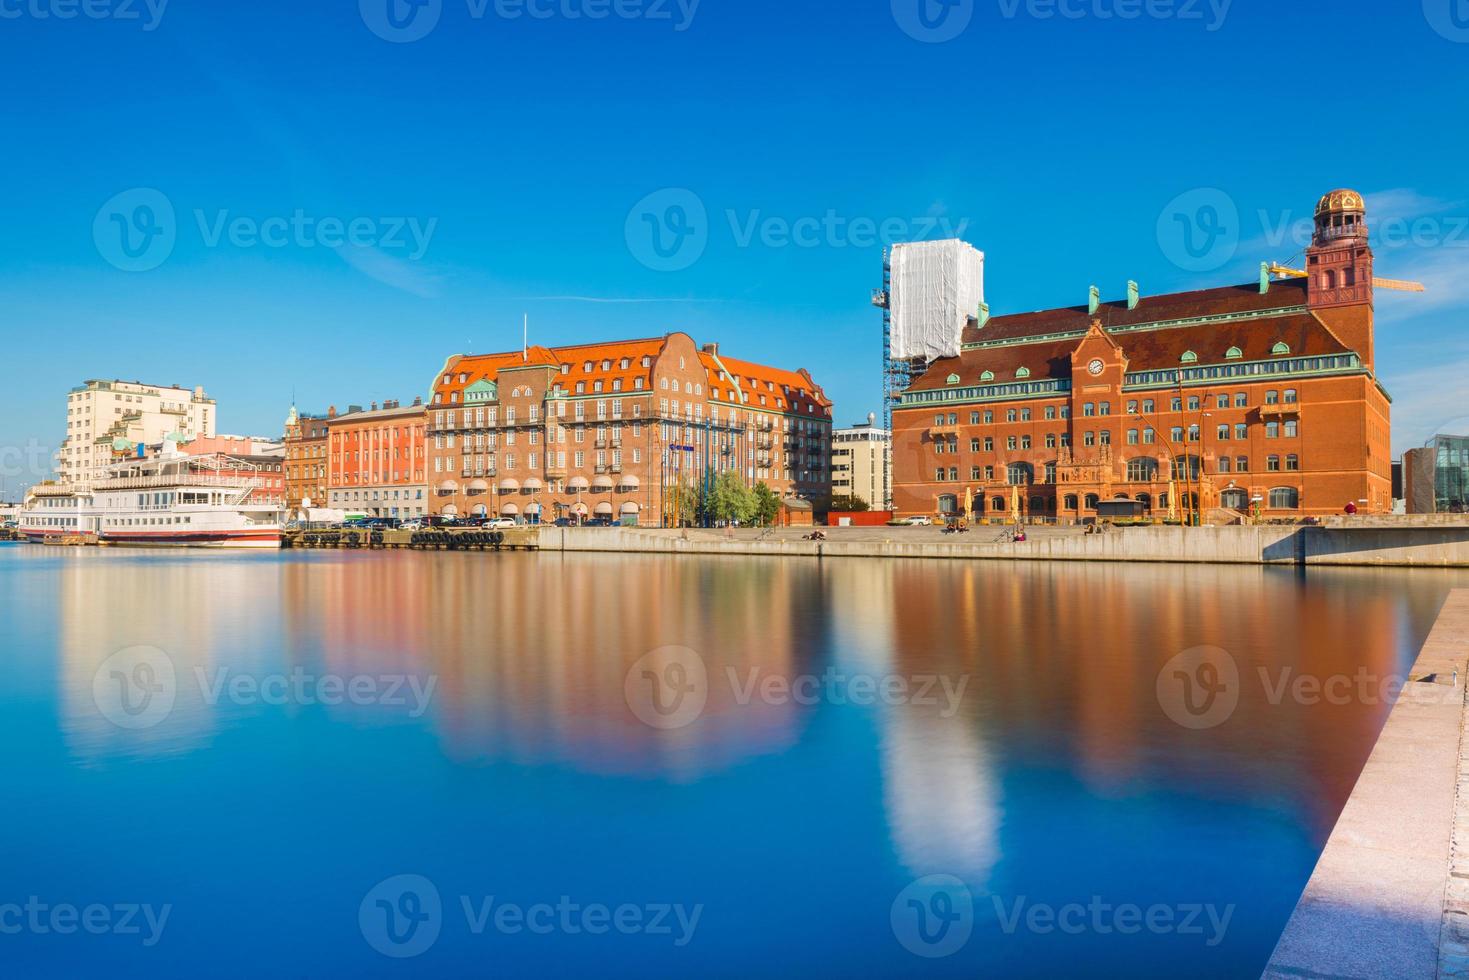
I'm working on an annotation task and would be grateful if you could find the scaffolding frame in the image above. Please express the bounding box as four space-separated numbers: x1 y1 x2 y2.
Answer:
874 248 924 511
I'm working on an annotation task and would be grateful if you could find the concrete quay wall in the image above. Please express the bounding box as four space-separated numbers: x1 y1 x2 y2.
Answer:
537 525 1469 567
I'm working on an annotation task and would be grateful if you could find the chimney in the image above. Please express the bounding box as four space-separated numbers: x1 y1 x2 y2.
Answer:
371 401 378 411
413 396 423 406
328 405 337 418
1126 280 1140 310
702 343 719 356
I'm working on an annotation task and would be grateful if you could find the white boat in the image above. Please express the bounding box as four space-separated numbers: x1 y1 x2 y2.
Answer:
21 452 284 549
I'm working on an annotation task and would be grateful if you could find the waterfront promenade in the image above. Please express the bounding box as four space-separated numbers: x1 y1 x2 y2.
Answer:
536 524 1469 568
1264 590 1469 979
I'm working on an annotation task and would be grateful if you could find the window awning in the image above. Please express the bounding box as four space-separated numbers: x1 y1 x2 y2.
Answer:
620 502 640 514
522 478 544 491
568 477 590 491
467 479 489 492
500 502 520 515
498 479 520 492
592 475 614 490
437 480 459 494
594 502 614 515
441 505 459 516
618 475 641 489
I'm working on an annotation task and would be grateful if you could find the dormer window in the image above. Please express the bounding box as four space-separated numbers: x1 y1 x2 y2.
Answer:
1225 346 1243 360
980 370 995 382
1271 342 1291 356
1015 367 1031 379
1180 351 1198 364
946 373 961 385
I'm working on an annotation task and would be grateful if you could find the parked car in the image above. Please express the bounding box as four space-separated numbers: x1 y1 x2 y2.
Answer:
905 515 933 526
553 517 577 527
399 519 426 531
485 517 517 529
585 517 616 528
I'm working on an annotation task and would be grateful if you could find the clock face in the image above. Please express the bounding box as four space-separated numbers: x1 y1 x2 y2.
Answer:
1088 359 1105 376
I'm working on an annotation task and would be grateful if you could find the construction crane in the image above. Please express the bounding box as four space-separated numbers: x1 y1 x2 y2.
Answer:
1268 263 1425 293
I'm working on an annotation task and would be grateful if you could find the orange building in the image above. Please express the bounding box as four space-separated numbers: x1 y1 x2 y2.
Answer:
284 406 330 512
893 189 1392 522
325 399 428 519
426 333 831 525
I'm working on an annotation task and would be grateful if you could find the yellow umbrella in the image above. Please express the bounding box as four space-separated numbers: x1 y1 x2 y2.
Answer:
1167 480 1178 521
1010 484 1020 523
964 486 973 522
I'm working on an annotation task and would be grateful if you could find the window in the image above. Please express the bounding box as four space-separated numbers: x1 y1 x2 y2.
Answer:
1045 406 1056 420
983 411 994 424
1142 399 1155 414
1236 456 1248 472
1285 454 1299 471
1269 486 1299 509
1006 409 1017 423
1127 429 1139 445
1225 346 1243 360
1006 436 1017 450
1266 422 1280 439
1234 393 1247 408
1170 426 1184 443
1217 424 1230 441
1271 342 1291 356
1007 463 1033 485
1083 402 1095 417
1235 423 1247 439
1284 420 1298 438
970 412 980 424
1126 401 1138 414
1045 433 1056 448
1142 429 1155 445
1267 455 1281 471
1083 431 1095 447
1171 397 1182 412
1099 430 1111 446
1284 388 1298 404
1126 458 1158 482
1216 394 1229 409
1266 390 1279 405
970 438 980 452
983 437 994 452
1180 351 1198 364
1218 457 1231 473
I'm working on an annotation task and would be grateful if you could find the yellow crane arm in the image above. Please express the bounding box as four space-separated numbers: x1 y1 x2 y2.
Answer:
1268 263 1425 293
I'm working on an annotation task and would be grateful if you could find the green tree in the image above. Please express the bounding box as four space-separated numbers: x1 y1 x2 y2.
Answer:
673 481 704 527
752 482 781 527
829 493 869 512
709 471 756 525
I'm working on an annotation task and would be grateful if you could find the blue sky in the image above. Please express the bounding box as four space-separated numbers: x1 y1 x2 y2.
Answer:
1 0 1466 495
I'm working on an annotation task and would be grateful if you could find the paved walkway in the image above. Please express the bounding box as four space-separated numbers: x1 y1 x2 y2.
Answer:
1263 589 1469 979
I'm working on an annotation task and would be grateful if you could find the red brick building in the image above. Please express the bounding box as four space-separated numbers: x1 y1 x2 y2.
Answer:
284 406 330 512
426 333 831 525
893 189 1391 521
325 399 428 519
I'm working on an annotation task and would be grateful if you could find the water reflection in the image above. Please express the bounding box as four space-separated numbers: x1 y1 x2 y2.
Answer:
42 548 1458 847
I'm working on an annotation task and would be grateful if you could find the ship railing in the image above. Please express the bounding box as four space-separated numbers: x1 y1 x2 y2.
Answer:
93 474 267 491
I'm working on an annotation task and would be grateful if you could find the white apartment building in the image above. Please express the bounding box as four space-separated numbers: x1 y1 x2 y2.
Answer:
58 380 216 485
832 414 891 510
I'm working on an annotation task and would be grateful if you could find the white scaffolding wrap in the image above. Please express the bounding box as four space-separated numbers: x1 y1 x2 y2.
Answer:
889 240 984 361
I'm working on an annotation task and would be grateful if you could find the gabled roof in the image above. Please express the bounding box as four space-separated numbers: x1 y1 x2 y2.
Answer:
908 308 1350 393
699 352 832 416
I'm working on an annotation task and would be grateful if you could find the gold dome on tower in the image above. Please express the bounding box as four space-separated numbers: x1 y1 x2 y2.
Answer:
1316 188 1365 217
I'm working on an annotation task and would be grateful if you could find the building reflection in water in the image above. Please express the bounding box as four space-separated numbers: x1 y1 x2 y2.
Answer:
47 547 1462 859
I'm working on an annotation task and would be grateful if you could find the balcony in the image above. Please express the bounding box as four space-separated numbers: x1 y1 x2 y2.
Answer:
1258 403 1300 420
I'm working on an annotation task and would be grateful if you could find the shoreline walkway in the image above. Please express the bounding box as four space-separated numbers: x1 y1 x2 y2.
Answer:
1263 589 1469 979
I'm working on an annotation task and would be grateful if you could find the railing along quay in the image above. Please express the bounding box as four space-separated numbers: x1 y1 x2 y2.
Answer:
282 526 540 551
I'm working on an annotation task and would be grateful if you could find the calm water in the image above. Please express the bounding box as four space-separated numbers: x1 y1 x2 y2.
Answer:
0 543 1462 978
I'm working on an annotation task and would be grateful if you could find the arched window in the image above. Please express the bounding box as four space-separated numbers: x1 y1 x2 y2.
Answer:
972 494 985 514
946 373 960 385
1007 463 1034 485
1064 494 1079 511
1029 496 1044 513
1224 346 1243 360
1126 457 1159 482
1221 488 1248 510
1180 351 1198 364
1284 388 1298 404
992 496 1006 512
1269 487 1300 509
937 494 958 515
1015 367 1031 379
1136 493 1152 510
1271 342 1291 356
1325 270 1337 289
1343 267 1356 286
1084 493 1100 510
980 370 995 382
